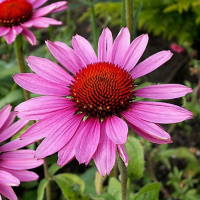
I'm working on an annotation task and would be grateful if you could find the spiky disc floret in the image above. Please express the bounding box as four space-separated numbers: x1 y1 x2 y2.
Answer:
70 62 135 118
0 0 32 27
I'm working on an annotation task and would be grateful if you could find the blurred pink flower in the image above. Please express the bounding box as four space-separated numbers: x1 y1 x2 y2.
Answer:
170 43 184 53
0 105 43 200
13 28 192 176
0 0 68 45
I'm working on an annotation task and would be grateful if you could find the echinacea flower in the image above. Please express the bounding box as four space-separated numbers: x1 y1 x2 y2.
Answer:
0 105 43 200
0 0 67 45
13 27 193 176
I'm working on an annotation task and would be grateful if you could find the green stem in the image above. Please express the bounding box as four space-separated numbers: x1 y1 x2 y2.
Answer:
117 154 128 200
43 159 51 200
14 34 30 100
125 0 134 40
121 0 126 28
90 0 98 52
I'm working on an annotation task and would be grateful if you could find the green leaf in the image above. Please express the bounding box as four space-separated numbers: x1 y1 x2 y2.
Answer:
125 136 144 179
37 178 50 200
53 173 86 199
48 163 61 177
133 183 161 200
91 193 115 200
107 177 121 200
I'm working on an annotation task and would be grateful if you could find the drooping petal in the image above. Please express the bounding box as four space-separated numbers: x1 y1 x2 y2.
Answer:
15 96 74 120
0 27 10 37
122 112 172 144
12 26 23 35
4 28 17 44
0 111 15 132
134 84 193 99
19 108 77 144
130 50 173 79
0 119 29 143
27 56 73 85
0 185 17 200
0 168 39 182
21 27 36 45
75 118 100 165
111 27 130 66
105 115 128 144
13 73 69 96
31 17 62 26
93 120 117 176
122 34 148 71
72 34 98 65
117 145 129 167
46 41 84 74
58 132 79 167
98 28 113 62
0 170 20 186
35 113 83 159
126 101 193 124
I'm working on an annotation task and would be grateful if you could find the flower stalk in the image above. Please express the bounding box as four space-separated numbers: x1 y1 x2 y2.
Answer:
14 34 30 100
117 154 128 200
125 0 134 40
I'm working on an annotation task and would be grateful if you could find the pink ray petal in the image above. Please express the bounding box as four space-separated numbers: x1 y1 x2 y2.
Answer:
27 56 73 85
0 138 35 152
0 168 39 182
58 133 79 167
15 96 74 120
117 145 129 167
98 28 113 62
21 27 36 45
20 108 77 141
105 115 128 144
0 105 12 129
0 111 15 132
0 27 10 37
32 17 62 26
0 150 35 160
72 34 98 65
5 28 17 44
13 73 69 96
12 26 23 35
122 34 149 71
0 158 44 170
111 27 130 66
0 170 20 186
46 40 83 74
32 1 67 18
93 120 117 176
0 185 17 200
134 84 193 99
130 50 173 79
0 119 29 143
31 0 48 9
122 113 172 144
35 113 83 159
75 118 100 165
126 101 193 124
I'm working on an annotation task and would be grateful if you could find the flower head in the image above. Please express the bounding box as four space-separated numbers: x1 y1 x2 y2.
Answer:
0 105 43 200
0 0 68 45
13 28 193 176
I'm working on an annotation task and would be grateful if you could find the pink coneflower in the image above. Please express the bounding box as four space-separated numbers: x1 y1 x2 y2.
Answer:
0 0 67 45
0 105 43 200
13 28 192 176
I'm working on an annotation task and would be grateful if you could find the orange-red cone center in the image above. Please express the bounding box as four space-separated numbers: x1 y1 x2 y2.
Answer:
0 0 32 27
70 62 135 118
